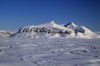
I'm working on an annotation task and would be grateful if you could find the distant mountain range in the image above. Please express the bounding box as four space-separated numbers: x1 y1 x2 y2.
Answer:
10 21 100 39
0 30 12 37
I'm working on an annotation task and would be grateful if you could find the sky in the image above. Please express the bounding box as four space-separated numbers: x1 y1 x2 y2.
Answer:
0 0 100 31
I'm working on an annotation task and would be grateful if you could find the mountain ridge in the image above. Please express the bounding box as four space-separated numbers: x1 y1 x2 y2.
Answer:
10 21 100 39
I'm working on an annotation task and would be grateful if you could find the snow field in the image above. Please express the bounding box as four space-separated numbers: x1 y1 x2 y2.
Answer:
0 37 100 66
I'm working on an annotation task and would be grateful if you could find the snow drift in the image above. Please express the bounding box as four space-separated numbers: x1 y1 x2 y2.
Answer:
10 21 100 39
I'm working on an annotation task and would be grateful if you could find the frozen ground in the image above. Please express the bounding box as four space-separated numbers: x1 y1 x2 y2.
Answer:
0 37 100 66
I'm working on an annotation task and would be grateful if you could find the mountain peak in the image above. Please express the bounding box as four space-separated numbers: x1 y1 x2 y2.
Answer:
51 21 55 24
70 22 74 24
64 22 77 27
68 22 76 26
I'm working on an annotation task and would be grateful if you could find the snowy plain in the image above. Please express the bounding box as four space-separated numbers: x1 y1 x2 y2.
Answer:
0 37 100 66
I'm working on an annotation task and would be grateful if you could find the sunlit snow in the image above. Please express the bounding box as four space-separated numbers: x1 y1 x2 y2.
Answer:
0 21 100 66
10 21 100 39
0 37 100 66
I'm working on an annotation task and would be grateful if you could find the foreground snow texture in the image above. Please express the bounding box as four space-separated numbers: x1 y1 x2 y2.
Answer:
11 21 100 39
0 37 100 66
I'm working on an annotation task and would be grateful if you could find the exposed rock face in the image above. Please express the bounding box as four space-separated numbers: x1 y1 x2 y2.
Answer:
17 26 72 34
0 30 12 37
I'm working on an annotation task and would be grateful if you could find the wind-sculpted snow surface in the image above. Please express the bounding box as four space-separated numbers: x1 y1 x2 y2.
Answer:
11 21 100 39
0 37 100 66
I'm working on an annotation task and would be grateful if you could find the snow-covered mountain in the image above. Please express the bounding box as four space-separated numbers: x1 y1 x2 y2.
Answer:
10 21 100 39
0 30 12 37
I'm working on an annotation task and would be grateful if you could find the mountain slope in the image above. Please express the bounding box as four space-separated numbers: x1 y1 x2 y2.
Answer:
10 21 100 39
64 22 78 30
63 22 94 34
